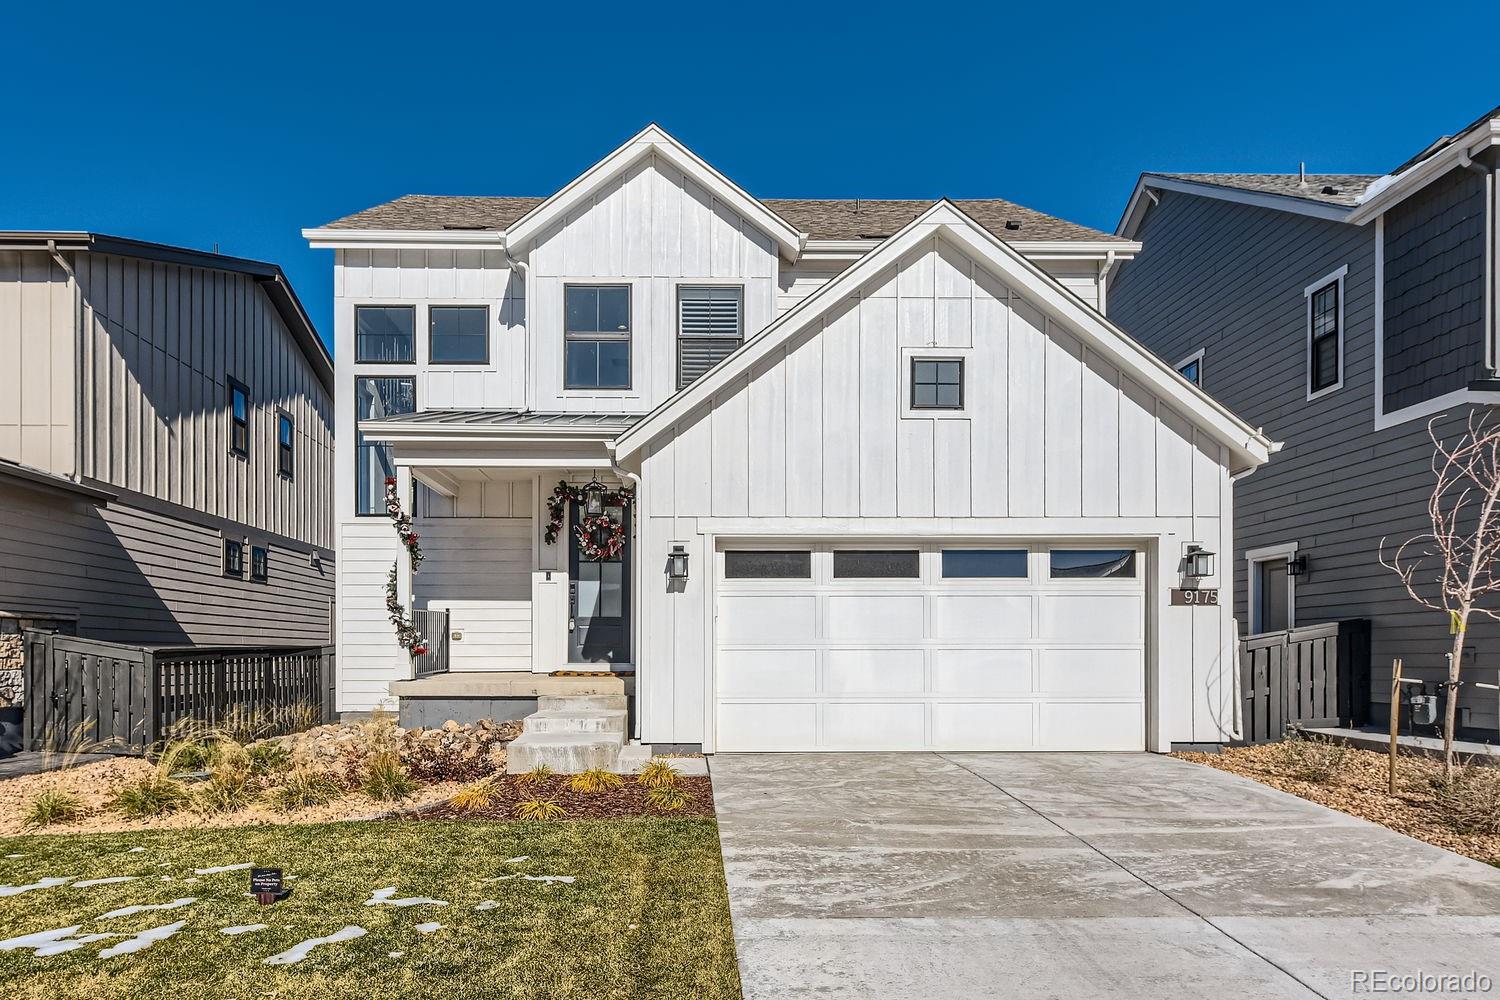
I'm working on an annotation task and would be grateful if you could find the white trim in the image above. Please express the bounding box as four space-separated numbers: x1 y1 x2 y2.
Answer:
502 124 805 260
1174 348 1205 387
613 200 1274 472
1245 541 1298 634
899 348 972 420
1347 119 1500 224
303 228 504 250
1305 265 1347 401
1116 174 1354 240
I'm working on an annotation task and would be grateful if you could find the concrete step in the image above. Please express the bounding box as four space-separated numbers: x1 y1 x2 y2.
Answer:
538 693 628 713
612 743 653 774
505 731 625 774
523 708 627 735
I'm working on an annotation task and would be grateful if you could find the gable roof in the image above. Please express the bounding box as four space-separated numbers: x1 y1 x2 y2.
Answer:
1146 173 1377 208
0 230 331 393
1347 105 1500 224
499 124 805 260
1115 173 1376 238
613 200 1273 472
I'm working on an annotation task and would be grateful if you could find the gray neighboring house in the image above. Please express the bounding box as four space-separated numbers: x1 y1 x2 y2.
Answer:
1110 104 1500 737
0 232 336 708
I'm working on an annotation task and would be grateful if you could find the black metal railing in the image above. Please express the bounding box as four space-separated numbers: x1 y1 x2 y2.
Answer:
411 609 450 679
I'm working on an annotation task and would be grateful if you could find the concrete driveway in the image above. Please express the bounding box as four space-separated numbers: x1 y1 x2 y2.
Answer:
710 752 1500 1000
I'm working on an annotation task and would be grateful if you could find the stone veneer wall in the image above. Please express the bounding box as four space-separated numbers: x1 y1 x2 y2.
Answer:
0 616 77 708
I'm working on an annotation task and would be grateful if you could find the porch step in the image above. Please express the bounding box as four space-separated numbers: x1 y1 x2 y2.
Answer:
506 732 626 774
523 708 627 735
537 694 627 713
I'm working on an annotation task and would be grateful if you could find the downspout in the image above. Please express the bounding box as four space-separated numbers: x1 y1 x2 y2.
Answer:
610 449 645 745
1224 456 1274 742
502 243 532 411
1097 249 1118 315
1458 151 1496 373
47 241 82 482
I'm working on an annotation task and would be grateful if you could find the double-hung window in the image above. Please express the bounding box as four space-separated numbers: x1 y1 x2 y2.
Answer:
355 306 415 363
564 285 631 389
277 413 295 479
677 286 743 388
430 305 489 364
228 379 250 458
355 377 416 515
1306 269 1344 397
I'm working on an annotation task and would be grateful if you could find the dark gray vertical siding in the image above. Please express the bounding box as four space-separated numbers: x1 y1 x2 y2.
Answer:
1383 166 1489 410
1110 190 1500 733
0 480 334 647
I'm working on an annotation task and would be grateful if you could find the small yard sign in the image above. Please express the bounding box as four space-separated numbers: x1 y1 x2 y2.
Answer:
1170 588 1219 606
251 867 287 905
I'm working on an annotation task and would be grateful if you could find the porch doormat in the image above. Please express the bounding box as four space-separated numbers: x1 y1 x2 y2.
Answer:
550 670 636 678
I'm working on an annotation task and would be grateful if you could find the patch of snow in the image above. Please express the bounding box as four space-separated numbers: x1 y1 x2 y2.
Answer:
98 897 196 919
388 950 404 958
36 932 115 957
0 925 83 952
0 877 74 897
125 847 145 853
1356 173 1397 205
414 922 443 934
193 863 253 875
473 900 500 911
503 856 528 864
75 877 138 888
490 874 575 884
156 862 171 867
220 924 268 936
263 925 366 966
5 853 25 859
159 876 173 882
100 921 187 958
363 886 449 908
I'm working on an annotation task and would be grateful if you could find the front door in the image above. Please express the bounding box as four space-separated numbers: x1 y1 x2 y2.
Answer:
568 500 631 664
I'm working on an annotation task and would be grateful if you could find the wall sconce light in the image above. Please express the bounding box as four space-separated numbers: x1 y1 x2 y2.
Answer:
1287 555 1308 577
582 479 607 517
1184 544 1215 579
666 544 690 582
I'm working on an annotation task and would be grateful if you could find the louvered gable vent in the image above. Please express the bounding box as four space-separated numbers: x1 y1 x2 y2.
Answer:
677 286 743 388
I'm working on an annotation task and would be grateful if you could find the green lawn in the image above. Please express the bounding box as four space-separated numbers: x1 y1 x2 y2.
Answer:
0 819 741 1000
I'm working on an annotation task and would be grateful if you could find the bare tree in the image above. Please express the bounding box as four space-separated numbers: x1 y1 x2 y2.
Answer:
1381 412 1500 778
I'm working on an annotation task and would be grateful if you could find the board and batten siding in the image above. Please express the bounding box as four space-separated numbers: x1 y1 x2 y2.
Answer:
635 234 1236 749
0 252 76 477
776 257 1105 319
1109 188 1500 733
71 252 334 550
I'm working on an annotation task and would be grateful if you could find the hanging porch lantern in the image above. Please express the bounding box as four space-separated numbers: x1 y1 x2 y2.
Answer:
582 479 607 517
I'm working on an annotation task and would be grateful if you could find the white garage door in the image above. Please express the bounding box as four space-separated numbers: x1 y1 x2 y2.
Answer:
714 543 1145 752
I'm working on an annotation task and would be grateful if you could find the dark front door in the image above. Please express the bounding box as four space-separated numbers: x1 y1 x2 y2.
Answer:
568 500 631 664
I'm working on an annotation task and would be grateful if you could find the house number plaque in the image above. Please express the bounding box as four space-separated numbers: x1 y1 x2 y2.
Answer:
1170 588 1219 606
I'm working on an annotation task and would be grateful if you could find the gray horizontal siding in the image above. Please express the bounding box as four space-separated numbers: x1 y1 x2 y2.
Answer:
0 479 333 647
1383 166 1489 410
1110 189 1500 733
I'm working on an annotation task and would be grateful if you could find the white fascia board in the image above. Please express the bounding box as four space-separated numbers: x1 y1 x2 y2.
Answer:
502 124 806 260
302 228 505 250
1347 124 1500 225
1117 175 1354 239
615 199 1273 470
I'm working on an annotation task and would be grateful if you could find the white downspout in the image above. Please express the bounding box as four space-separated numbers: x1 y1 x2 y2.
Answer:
502 245 532 411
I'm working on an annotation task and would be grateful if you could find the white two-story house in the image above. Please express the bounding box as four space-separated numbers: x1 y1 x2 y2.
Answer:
305 125 1272 754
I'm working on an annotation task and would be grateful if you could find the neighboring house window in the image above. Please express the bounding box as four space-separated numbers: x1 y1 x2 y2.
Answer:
1176 349 1204 387
1306 268 1345 398
223 539 244 578
1050 549 1137 578
430 305 489 365
355 305 416 363
355 377 416 515
564 285 631 389
228 379 250 458
277 413 295 479
1247 543 1297 633
250 546 269 582
678 286 743 388
911 359 964 409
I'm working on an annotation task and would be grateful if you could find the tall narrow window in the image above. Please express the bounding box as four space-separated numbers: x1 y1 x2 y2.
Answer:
355 377 415 515
250 546 269 582
277 413 295 479
355 305 416 363
430 305 489 364
678 286 743 388
223 538 244 578
564 285 631 389
1307 275 1342 396
228 379 250 458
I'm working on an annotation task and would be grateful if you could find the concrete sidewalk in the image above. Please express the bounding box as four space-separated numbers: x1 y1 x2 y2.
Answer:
710 752 1500 1000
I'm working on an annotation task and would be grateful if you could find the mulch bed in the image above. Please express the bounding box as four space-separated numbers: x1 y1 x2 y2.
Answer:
421 774 716 821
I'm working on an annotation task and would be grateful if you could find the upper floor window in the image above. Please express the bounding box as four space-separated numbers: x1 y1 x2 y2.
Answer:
911 359 964 410
250 545 270 582
1305 267 1345 398
1176 349 1204 387
228 379 250 458
355 377 416 515
430 305 489 365
564 285 631 389
356 305 415 363
678 286 743 389
223 538 244 578
277 412 295 479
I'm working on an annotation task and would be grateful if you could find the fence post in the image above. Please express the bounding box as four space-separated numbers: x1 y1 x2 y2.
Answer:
212 655 227 727
142 649 158 753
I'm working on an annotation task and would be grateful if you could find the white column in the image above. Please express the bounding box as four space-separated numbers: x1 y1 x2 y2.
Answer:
397 465 416 680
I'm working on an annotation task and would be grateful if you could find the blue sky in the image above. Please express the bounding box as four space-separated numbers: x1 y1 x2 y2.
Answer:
4 1 1497 346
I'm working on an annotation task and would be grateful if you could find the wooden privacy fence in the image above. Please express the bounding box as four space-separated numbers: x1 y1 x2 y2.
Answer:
23 631 336 754
1239 619 1371 744
411 609 449 679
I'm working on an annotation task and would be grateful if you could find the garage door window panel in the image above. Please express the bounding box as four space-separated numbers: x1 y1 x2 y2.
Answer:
724 550 811 580
1049 549 1137 579
941 549 1028 579
832 550 920 579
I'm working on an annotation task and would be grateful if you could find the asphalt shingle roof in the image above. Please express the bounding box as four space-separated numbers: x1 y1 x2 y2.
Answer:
1147 173 1380 207
320 194 1131 244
